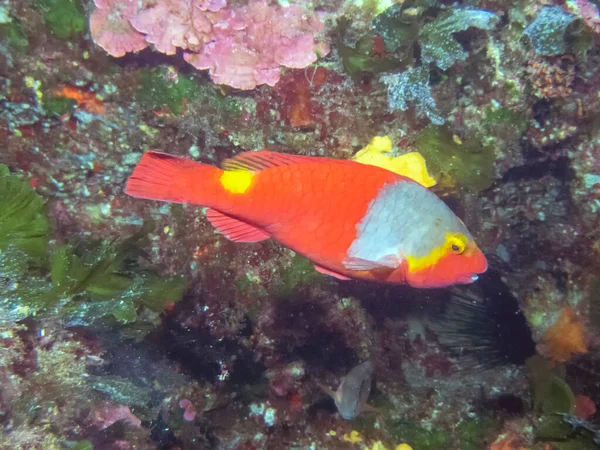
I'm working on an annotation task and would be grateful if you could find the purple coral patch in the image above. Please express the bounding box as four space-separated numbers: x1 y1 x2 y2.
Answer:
89 0 149 58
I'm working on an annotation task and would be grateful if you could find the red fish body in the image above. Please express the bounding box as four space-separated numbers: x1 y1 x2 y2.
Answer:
126 150 487 288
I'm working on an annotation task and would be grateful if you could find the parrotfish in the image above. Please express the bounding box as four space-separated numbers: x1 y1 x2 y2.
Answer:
318 360 374 420
125 149 487 288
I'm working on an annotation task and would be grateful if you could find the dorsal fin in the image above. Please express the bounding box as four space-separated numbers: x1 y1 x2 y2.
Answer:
222 150 315 172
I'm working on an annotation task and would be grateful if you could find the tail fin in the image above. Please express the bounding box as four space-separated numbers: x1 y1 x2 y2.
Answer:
125 151 220 204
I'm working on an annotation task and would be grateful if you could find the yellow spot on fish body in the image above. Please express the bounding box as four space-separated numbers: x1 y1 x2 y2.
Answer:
220 169 254 194
407 232 468 272
395 445 414 450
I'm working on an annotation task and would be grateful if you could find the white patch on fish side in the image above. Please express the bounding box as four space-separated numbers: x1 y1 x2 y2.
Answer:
343 180 471 270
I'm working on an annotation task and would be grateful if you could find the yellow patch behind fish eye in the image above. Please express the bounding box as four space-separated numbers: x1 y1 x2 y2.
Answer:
220 169 254 194
407 232 469 272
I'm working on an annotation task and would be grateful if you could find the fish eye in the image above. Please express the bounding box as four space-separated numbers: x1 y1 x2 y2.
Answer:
448 235 466 254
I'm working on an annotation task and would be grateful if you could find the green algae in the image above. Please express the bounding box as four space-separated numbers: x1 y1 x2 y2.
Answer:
525 355 590 446
0 168 185 326
136 69 242 116
72 441 94 450
338 33 404 81
588 276 600 326
42 95 76 116
0 20 28 50
482 106 528 136
526 355 575 415
389 421 448 450
479 106 529 148
455 418 496 450
0 164 49 259
388 418 494 450
373 4 421 53
415 125 496 192
33 222 187 323
235 273 268 299
37 0 86 40
278 253 322 295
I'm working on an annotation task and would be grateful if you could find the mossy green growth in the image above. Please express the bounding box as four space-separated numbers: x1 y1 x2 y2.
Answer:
0 164 49 259
373 4 421 53
524 355 595 448
136 68 242 116
278 253 322 295
336 17 405 81
338 34 405 80
482 106 528 137
526 355 575 415
0 20 29 50
37 0 86 40
72 441 94 450
588 276 600 326
389 421 448 450
25 222 187 324
455 418 496 450
42 95 76 116
235 274 268 299
415 125 496 192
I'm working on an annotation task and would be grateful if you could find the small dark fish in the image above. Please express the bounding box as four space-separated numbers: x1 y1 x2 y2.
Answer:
320 361 373 420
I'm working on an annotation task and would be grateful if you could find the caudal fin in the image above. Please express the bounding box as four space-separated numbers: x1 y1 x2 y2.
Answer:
125 151 219 204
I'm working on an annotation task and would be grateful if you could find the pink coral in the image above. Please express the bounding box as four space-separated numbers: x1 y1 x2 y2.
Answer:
94 404 142 429
130 0 220 55
568 0 600 33
89 0 330 90
179 398 197 421
185 1 330 89
89 0 149 57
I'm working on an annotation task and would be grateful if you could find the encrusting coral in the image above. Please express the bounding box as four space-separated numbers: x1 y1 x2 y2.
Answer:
89 0 330 89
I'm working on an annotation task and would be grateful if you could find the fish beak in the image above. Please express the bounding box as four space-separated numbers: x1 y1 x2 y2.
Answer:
471 247 488 274
457 273 479 284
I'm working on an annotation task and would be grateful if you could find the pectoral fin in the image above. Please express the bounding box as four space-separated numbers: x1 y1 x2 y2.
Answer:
314 264 352 280
342 255 402 271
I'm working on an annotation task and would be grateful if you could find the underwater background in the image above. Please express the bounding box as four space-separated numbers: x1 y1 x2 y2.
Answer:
1 0 600 448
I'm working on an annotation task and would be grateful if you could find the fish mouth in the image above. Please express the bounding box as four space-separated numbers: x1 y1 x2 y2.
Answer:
458 273 479 284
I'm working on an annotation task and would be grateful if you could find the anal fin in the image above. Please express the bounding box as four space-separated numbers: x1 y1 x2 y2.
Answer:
205 209 270 243
314 264 352 280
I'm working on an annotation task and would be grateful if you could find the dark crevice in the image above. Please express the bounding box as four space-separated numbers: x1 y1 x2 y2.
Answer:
501 156 574 182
